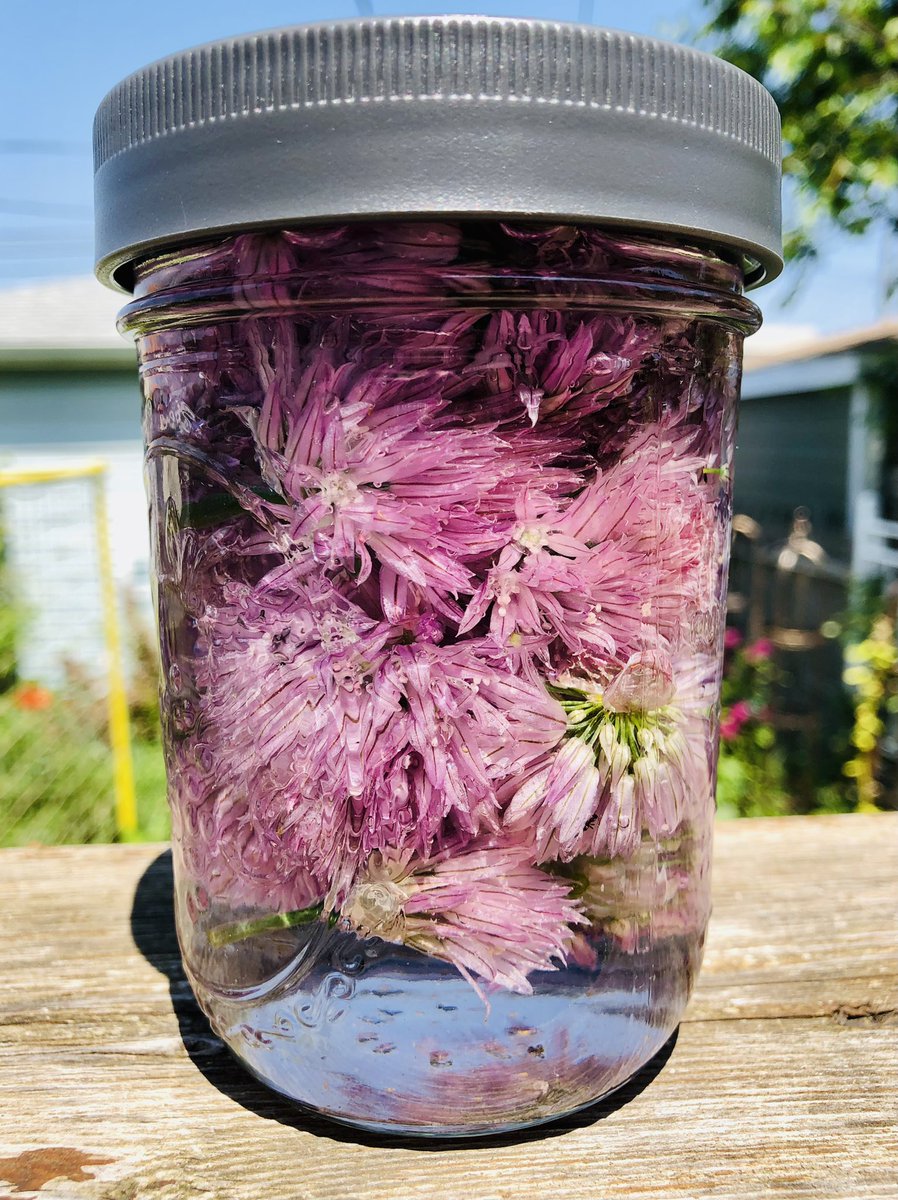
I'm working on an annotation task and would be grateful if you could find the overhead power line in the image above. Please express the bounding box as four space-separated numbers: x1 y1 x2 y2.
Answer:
0 250 93 261
0 139 90 155
0 241 92 250
0 199 93 219
0 227 92 240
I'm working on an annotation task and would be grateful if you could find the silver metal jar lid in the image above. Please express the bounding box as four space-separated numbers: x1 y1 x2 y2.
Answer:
93 15 783 291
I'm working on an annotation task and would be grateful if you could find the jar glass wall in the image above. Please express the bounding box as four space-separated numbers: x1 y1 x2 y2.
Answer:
124 221 759 1135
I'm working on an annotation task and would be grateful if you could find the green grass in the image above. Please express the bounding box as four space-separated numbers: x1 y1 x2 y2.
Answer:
0 691 116 845
0 689 170 846
131 739 170 841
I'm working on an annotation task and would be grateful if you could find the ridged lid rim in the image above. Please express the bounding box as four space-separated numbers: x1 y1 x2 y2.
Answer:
93 15 783 290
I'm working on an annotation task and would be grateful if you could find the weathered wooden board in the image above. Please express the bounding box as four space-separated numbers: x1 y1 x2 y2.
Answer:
0 814 895 1200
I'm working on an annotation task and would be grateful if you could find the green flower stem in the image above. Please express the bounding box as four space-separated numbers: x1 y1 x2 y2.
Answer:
207 903 327 947
180 485 284 530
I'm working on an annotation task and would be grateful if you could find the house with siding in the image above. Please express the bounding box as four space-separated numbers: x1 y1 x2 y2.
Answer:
0 277 145 588
0 279 144 684
736 317 898 569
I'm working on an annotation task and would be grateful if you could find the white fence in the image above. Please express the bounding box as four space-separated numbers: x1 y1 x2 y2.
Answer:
853 490 898 579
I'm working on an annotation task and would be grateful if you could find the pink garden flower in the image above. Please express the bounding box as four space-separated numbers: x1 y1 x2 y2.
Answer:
720 699 752 742
719 715 739 742
744 637 774 663
724 626 744 651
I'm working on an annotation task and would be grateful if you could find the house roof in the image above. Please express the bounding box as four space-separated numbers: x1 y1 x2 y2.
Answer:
743 315 898 372
0 277 132 369
741 314 898 400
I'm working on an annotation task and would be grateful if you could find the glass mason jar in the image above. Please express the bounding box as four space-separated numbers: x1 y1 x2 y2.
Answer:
95 18 781 1136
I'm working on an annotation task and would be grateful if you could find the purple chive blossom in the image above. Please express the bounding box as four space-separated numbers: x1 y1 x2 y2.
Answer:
228 223 481 303
503 738 602 860
360 639 567 853
457 444 702 667
560 412 716 608
459 532 654 667
339 844 586 997
249 361 476 594
239 349 588 617
471 311 651 426
504 651 714 862
187 560 567 904
183 805 324 916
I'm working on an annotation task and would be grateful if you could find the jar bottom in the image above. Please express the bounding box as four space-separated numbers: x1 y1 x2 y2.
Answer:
189 928 702 1136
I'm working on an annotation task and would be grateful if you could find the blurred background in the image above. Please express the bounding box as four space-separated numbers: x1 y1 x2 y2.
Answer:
0 0 895 844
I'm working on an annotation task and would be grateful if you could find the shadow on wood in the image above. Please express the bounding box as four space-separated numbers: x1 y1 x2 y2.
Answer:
129 849 679 1151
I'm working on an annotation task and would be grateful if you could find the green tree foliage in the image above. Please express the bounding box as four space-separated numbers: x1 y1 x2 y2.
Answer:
703 1 898 264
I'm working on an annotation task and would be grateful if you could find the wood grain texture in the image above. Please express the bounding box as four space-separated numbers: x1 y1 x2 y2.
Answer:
0 814 895 1200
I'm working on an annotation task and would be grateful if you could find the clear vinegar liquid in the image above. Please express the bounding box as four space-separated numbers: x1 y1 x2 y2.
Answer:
186 916 704 1135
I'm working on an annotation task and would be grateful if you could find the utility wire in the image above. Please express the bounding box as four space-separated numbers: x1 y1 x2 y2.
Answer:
0 139 90 155
0 251 93 261
0 199 93 219
0 243 92 252
0 227 92 240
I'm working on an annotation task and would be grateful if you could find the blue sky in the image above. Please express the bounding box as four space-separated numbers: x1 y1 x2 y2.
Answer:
0 0 894 339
